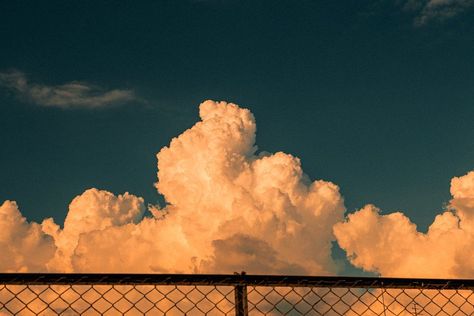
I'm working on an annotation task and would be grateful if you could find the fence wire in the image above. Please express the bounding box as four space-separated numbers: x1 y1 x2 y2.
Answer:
1 273 474 315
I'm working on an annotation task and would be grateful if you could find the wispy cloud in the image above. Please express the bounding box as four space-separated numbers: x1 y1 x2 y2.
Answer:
0 70 136 109
403 0 474 26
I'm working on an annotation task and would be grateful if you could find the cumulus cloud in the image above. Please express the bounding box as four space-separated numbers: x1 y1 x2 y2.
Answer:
202 234 308 274
71 101 345 274
0 70 136 109
5 98 474 280
402 0 474 25
43 188 146 272
334 171 474 278
0 100 345 274
0 201 55 272
3 98 474 281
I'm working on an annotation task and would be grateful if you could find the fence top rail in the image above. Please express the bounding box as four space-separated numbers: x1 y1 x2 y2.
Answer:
1 274 474 289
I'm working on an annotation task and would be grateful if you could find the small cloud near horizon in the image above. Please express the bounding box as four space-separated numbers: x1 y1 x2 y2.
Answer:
0 70 137 109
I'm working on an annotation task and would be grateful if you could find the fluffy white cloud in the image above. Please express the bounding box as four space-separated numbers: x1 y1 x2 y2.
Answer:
334 171 474 278
0 70 136 109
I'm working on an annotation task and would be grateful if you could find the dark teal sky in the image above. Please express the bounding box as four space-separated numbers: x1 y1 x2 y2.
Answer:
1 0 474 236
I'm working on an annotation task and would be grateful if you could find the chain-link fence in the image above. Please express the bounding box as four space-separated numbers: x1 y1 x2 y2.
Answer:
1 273 474 315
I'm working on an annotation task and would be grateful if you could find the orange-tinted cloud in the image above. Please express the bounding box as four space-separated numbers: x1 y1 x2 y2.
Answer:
0 201 55 272
3 99 474 280
0 100 345 274
150 101 345 274
334 171 474 278
43 188 145 272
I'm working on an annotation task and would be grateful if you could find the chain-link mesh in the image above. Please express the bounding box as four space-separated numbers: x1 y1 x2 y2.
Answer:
1 274 474 315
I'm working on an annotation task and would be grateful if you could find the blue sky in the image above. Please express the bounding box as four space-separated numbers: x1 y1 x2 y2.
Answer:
1 0 474 242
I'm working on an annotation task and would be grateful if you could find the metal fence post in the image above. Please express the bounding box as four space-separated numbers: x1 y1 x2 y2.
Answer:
234 272 248 316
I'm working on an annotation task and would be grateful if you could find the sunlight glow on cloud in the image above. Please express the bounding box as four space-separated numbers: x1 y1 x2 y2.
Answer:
0 201 55 272
0 70 136 109
0 100 345 274
334 171 474 278
2 99 474 278
43 189 145 272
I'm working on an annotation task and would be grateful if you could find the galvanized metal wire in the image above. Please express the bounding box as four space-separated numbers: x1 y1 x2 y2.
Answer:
1 274 474 315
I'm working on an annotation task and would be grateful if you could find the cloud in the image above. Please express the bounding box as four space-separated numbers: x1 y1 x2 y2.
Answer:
334 171 474 278
0 100 345 274
71 101 345 274
0 200 55 272
43 188 146 272
3 99 474 280
0 70 136 109
202 234 308 274
402 0 474 25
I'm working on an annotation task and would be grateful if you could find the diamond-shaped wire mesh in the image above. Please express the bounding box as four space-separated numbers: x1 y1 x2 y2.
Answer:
246 287 474 315
1 274 474 315
0 284 235 315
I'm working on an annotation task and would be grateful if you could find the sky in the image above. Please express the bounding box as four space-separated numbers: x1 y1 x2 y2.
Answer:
1 0 474 276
